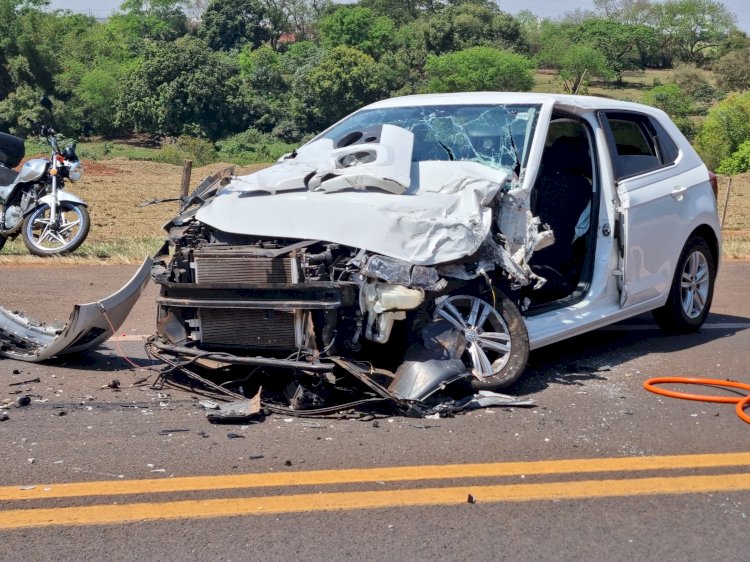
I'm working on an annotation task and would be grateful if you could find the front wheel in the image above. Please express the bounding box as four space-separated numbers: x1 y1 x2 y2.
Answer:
652 236 716 333
435 292 529 390
22 202 90 256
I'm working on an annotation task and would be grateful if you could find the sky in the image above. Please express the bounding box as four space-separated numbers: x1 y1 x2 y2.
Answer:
47 0 750 33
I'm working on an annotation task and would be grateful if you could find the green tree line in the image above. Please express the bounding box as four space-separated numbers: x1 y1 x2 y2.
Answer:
2 0 750 171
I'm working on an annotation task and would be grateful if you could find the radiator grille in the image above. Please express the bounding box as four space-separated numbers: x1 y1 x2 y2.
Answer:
194 256 295 284
199 308 297 349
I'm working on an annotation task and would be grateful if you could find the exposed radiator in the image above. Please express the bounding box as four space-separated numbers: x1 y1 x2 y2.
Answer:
193 256 296 284
199 308 299 349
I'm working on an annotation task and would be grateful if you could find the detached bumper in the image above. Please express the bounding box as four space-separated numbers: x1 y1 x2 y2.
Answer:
0 258 152 362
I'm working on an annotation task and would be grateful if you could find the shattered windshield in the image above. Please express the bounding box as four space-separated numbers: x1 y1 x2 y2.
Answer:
319 104 540 173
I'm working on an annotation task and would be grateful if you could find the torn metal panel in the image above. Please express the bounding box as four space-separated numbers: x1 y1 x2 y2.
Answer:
205 391 263 424
0 258 152 361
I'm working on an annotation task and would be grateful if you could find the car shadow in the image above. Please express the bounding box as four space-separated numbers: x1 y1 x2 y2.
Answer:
39 348 157 372
512 311 750 396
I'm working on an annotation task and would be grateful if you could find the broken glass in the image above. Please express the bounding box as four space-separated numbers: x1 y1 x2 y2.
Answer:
317 104 541 179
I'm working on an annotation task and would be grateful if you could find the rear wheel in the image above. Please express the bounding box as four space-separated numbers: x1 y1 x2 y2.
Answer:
652 236 715 333
0 235 6 252
22 202 90 256
435 292 529 390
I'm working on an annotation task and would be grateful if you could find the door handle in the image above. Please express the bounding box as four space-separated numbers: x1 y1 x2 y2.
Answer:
671 186 687 201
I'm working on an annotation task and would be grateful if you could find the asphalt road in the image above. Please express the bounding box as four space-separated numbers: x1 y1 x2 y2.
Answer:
1 260 750 561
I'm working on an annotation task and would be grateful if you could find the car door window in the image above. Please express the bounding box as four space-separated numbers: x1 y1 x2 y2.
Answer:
602 112 680 180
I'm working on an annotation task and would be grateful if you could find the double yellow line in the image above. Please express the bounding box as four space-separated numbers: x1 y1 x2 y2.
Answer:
2 452 750 529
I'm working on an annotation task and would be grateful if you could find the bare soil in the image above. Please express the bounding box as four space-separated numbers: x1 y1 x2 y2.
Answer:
66 158 266 242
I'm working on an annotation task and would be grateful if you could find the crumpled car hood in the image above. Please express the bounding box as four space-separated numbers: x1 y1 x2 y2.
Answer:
197 143 509 266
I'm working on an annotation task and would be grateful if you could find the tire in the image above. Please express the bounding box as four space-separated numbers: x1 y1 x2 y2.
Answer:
0 235 6 252
652 236 715 333
435 292 529 390
22 202 90 256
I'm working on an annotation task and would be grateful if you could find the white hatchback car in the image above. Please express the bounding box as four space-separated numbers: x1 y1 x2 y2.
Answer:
2 93 720 407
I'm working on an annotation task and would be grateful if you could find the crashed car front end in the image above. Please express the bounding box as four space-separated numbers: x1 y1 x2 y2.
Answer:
148 102 550 412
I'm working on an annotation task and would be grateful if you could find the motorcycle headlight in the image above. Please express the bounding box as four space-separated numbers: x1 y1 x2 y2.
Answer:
67 161 84 182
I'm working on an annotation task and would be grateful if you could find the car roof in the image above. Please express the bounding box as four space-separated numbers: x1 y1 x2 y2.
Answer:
365 92 661 116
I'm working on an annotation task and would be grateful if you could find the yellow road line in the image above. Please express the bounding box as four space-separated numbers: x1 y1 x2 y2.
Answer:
3 472 750 529
3 452 750 502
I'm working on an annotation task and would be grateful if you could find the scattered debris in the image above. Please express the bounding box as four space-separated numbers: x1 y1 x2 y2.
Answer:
158 429 190 435
105 379 121 389
15 395 31 407
467 494 477 504
226 433 245 439
9 377 40 386
206 391 264 424
0 412 8 421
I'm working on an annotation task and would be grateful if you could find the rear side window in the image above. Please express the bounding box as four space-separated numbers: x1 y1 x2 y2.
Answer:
602 112 680 180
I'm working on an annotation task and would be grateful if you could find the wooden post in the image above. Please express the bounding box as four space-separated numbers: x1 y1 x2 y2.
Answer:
721 176 733 228
180 159 193 209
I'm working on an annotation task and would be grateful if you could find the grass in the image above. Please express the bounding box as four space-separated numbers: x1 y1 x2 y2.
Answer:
0 237 163 265
533 68 678 102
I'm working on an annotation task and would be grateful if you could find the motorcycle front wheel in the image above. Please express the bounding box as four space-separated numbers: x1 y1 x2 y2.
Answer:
22 202 90 256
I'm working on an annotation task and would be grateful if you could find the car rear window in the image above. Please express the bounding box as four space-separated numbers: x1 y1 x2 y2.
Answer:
602 112 680 180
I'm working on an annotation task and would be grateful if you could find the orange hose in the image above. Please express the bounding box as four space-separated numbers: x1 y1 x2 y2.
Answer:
643 377 750 425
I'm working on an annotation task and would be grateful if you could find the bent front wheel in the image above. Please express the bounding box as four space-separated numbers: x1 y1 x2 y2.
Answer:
22 202 90 256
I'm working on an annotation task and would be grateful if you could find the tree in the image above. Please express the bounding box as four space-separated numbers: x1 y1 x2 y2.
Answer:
668 63 718 115
0 84 48 136
0 0 58 98
114 0 189 42
116 36 252 139
358 0 431 24
717 140 750 175
557 44 614 94
653 0 737 64
424 46 535 93
261 0 332 43
293 45 387 131
379 21 430 95
567 18 657 76
593 0 655 25
643 83 696 136
424 2 528 55
318 6 396 59
198 0 271 51
70 66 126 135
714 48 750 92
695 92 750 170
240 44 285 94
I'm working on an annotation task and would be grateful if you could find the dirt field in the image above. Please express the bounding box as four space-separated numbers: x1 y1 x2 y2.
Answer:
1 158 748 264
67 158 267 241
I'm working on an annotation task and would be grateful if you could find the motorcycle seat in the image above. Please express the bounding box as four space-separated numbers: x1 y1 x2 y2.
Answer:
0 165 18 187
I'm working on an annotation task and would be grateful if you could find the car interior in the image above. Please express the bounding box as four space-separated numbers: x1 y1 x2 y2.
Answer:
526 117 597 308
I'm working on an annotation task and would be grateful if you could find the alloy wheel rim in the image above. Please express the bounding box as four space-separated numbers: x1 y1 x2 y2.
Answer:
435 295 511 379
27 203 84 252
680 250 710 319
